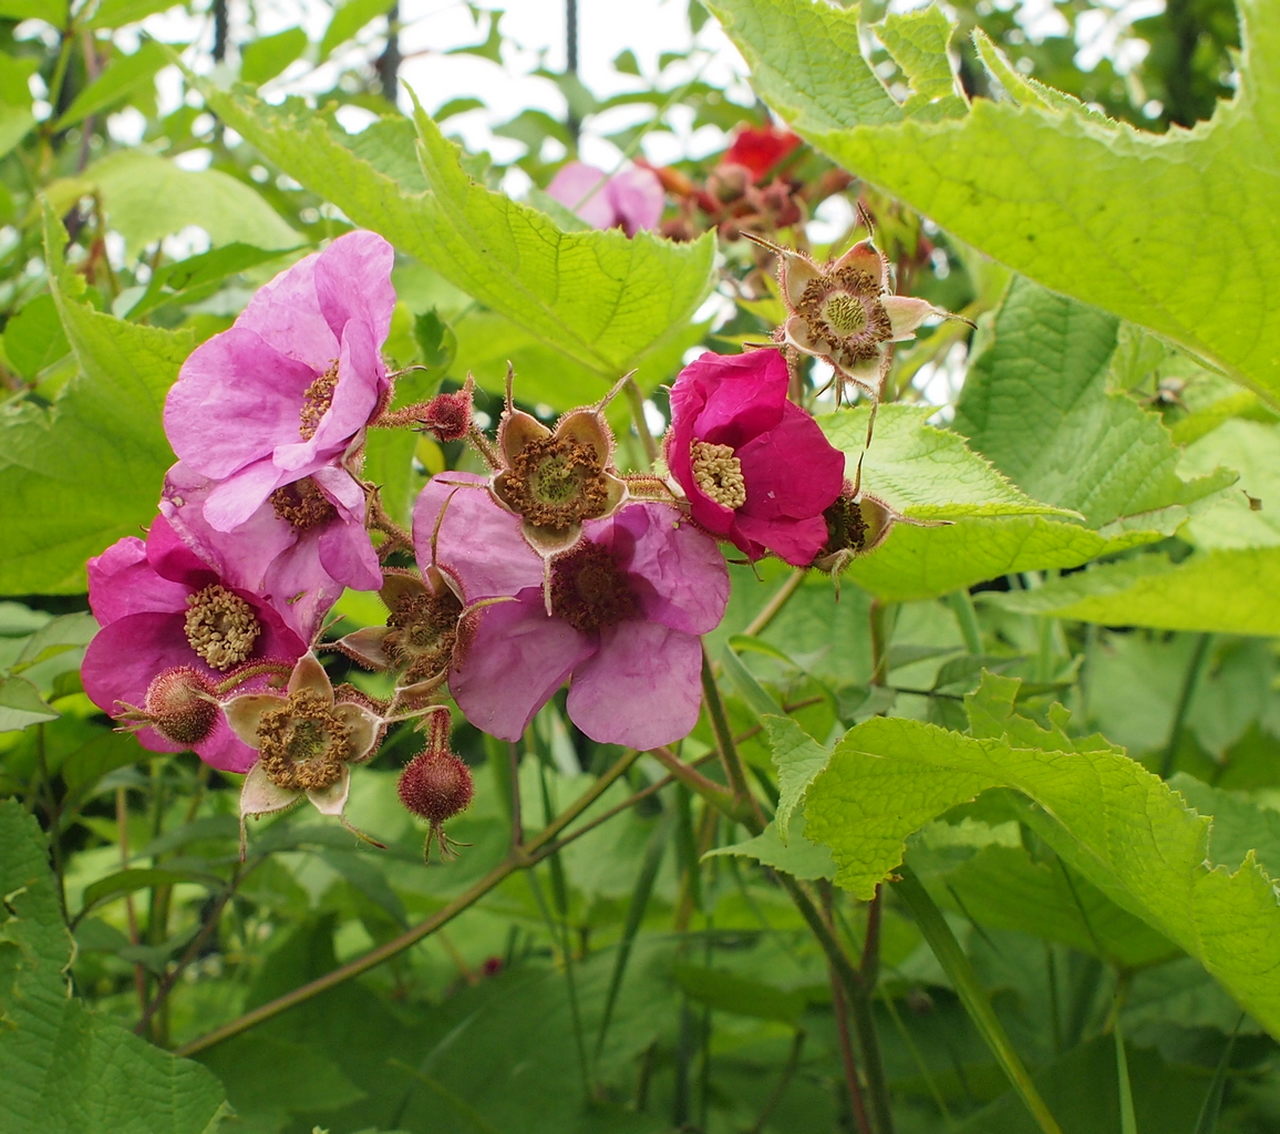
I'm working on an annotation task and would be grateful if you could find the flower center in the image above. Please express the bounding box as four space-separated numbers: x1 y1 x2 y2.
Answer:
797 269 893 363
298 361 339 441
501 436 611 530
690 442 747 510
269 477 338 531
184 584 261 670
384 589 464 684
549 541 639 634
823 494 869 557
255 688 353 791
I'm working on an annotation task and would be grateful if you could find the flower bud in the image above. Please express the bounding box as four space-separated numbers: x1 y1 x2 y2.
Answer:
124 666 219 747
417 375 475 442
397 709 474 862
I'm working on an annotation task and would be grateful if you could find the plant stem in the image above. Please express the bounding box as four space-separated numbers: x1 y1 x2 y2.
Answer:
740 568 805 639
1160 632 1213 779
623 376 659 465
175 747 641 1057
699 650 761 821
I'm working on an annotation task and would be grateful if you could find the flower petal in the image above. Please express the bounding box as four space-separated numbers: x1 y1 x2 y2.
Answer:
882 295 944 340
306 766 352 816
223 692 286 747
450 596 592 742
240 762 300 817
567 623 703 749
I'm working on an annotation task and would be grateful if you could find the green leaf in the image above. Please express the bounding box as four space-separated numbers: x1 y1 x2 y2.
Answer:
86 0 184 29
988 549 1280 635
707 0 1280 404
0 207 193 594
196 85 716 382
319 0 395 61
876 6 965 115
0 675 58 731
0 0 67 22
240 26 309 86
673 962 806 1023
51 150 302 258
78 867 222 919
3 294 69 379
762 714 829 841
53 38 173 130
705 813 836 881
803 676 1280 1038
0 800 227 1133
955 277 1234 527
1179 420 1280 550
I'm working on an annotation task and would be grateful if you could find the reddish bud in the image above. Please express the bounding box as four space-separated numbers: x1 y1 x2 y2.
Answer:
418 376 475 441
397 709 474 862
128 666 219 747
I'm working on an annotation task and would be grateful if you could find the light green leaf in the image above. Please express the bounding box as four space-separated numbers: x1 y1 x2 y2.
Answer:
86 0 185 29
876 6 965 115
707 0 1280 404
0 207 193 594
703 814 836 882
803 677 1280 1037
0 675 58 732
0 0 67 22
988 549 1280 635
319 0 395 61
196 85 717 382
0 800 227 1133
53 38 173 130
78 867 222 919
955 277 1235 526
3 294 69 379
240 26 309 86
1179 420 1280 550
763 714 829 841
51 150 301 258
0 103 34 160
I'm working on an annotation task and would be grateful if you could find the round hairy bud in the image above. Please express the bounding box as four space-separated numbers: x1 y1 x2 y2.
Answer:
142 666 219 746
398 746 474 826
418 376 475 442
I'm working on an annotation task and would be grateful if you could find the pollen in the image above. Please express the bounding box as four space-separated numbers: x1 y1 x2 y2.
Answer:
255 688 353 791
184 584 262 670
690 441 747 510
549 541 639 634
270 477 338 530
500 436 611 530
821 293 869 336
384 589 464 684
298 361 339 441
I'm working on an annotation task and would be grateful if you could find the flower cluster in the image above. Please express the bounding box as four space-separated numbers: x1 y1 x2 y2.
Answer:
84 211 951 858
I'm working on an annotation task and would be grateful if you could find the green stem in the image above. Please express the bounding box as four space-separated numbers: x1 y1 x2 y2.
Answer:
699 649 759 818
175 747 641 1057
945 590 983 657
1160 632 1213 780
896 866 1064 1134
622 377 659 465
740 568 806 640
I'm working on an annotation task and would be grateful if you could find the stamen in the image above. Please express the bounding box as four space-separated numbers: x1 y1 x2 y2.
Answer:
298 362 339 441
796 268 892 364
550 542 639 634
255 688 353 791
384 590 464 683
184 585 262 670
500 436 611 530
690 442 747 510
270 477 338 530
822 293 869 336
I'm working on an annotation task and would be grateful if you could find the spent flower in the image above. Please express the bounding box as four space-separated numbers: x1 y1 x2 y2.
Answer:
546 161 664 236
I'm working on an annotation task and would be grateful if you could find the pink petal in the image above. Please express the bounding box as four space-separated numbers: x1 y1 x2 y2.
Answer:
413 473 543 602
733 511 830 567
312 231 396 352
202 461 291 532
450 597 592 742
235 250 339 371
567 623 703 749
734 404 846 520
165 327 321 480
87 535 188 625
546 162 616 230
604 167 664 236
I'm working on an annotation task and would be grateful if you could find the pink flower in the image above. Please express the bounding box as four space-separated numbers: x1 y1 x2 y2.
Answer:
665 349 846 565
83 517 307 772
163 231 395 531
161 460 380 643
546 161 664 236
413 475 728 749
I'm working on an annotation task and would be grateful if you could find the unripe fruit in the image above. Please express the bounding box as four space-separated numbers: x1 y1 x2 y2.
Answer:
144 666 219 746
397 747 474 826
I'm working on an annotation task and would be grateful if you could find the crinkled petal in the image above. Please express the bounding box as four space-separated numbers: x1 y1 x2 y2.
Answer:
235 249 338 370
735 405 846 521
165 327 321 480
588 504 728 635
312 231 396 354
567 623 703 749
203 460 292 532
87 535 189 625
450 597 592 742
734 511 831 567
680 350 787 447
194 715 260 774
82 611 206 718
413 473 543 602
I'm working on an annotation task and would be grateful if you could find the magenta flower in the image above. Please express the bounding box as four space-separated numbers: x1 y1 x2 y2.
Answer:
163 231 395 531
161 460 380 643
413 475 728 749
665 349 846 566
83 517 307 772
546 161 664 236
